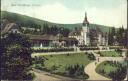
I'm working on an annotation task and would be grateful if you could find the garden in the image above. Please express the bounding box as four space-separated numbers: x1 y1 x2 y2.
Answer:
96 51 122 57
95 61 127 81
32 52 96 80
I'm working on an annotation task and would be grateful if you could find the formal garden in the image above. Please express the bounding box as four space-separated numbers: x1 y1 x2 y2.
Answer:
96 61 127 81
32 52 96 80
95 51 122 57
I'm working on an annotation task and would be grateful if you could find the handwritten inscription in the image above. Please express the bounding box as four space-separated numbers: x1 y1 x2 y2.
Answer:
11 4 41 7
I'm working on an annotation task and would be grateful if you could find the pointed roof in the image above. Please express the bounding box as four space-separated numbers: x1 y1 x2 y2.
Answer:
83 12 89 26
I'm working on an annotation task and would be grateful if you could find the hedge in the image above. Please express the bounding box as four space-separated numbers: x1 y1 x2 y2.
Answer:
109 46 124 49
80 47 99 51
32 48 74 52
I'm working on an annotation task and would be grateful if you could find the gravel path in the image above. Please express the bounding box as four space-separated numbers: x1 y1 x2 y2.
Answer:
33 69 74 81
32 49 115 57
84 54 125 80
33 70 60 81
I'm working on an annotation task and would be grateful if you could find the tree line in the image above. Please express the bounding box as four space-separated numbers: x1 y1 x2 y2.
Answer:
21 23 70 37
108 26 127 46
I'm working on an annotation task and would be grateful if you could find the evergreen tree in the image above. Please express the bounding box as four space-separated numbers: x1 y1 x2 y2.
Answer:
108 27 116 45
1 33 32 80
116 26 125 46
42 23 49 34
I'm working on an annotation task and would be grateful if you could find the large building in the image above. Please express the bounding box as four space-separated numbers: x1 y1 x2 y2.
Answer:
69 12 90 46
69 12 108 46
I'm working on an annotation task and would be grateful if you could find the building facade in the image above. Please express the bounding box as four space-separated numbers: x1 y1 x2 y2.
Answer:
69 12 90 46
69 12 108 46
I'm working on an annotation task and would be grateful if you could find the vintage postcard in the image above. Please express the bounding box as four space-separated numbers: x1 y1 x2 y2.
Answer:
1 0 128 81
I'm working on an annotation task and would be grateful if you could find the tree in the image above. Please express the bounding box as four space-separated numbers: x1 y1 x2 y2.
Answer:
116 26 125 46
124 29 128 47
49 25 59 35
41 23 49 34
60 27 70 37
108 27 116 45
1 33 33 80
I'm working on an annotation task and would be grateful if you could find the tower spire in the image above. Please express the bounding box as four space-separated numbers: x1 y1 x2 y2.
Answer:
85 12 87 18
83 12 89 26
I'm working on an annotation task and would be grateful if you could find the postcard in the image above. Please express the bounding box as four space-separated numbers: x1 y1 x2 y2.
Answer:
1 0 128 81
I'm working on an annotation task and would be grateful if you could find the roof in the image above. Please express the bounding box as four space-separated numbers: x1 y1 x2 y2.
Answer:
27 34 78 42
61 37 78 41
28 34 57 41
69 29 82 36
83 12 89 26
1 23 19 34
89 28 108 37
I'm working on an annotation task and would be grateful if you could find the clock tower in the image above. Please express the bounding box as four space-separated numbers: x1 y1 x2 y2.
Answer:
82 12 89 45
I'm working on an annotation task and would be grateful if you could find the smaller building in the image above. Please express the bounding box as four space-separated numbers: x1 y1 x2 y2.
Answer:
1 23 20 34
28 34 78 47
21 27 40 32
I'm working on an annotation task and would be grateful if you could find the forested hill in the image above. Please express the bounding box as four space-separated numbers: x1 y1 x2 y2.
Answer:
1 11 114 33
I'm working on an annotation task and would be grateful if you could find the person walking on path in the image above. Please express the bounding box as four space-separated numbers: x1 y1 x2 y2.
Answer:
98 57 100 62
95 62 97 65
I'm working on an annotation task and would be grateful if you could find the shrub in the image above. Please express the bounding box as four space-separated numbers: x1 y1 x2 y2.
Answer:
65 64 89 79
34 64 43 70
32 48 74 52
86 53 96 60
80 47 99 51
109 66 127 81
33 56 45 66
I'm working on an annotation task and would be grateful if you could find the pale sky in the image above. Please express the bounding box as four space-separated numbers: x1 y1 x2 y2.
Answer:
1 0 127 28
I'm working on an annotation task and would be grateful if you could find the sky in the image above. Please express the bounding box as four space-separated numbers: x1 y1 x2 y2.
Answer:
1 0 127 28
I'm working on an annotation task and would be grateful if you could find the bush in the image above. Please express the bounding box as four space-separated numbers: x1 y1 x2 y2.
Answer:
80 47 99 51
24 72 36 80
109 66 127 81
32 48 74 52
33 56 45 66
109 46 123 49
86 53 96 60
34 64 43 70
115 48 122 54
65 64 89 79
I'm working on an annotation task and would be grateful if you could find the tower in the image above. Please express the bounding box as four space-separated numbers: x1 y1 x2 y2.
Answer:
82 12 89 45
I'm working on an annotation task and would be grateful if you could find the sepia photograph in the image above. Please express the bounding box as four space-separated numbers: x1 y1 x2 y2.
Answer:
1 0 128 81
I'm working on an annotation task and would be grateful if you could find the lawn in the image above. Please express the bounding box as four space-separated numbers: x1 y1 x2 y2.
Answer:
96 51 122 57
33 53 94 79
95 61 126 79
44 53 92 71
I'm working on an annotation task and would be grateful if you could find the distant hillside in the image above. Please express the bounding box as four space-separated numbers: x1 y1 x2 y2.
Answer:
1 11 114 33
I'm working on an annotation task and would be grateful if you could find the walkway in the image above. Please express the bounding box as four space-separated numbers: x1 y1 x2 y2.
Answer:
33 69 73 81
32 49 114 57
84 53 125 80
33 71 60 81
